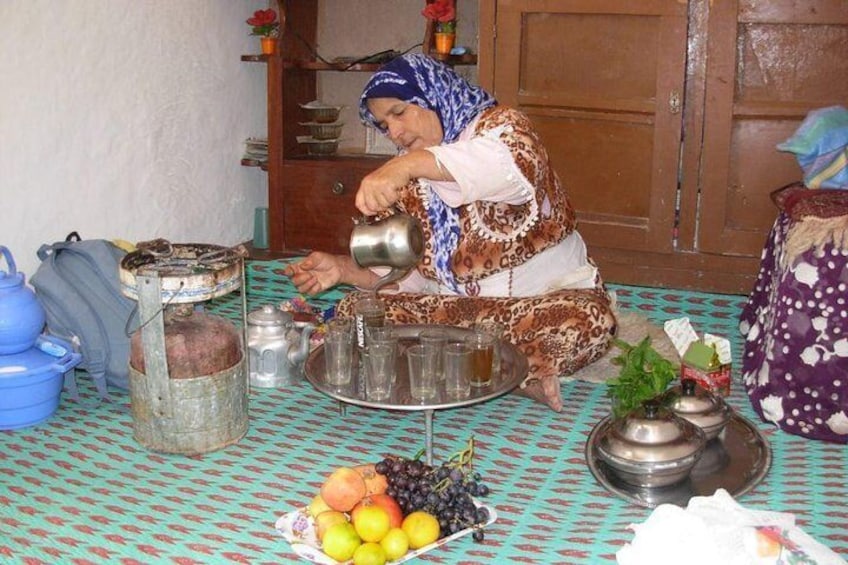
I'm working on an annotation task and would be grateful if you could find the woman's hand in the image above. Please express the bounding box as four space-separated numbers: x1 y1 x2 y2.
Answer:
356 157 412 215
283 252 345 295
283 251 383 294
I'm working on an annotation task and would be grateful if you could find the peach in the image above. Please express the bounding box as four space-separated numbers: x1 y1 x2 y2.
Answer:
353 463 389 496
307 493 332 518
351 494 403 529
320 467 368 512
314 510 349 542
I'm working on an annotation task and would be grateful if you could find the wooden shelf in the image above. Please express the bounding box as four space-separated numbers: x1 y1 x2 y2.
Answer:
240 55 478 69
241 54 271 63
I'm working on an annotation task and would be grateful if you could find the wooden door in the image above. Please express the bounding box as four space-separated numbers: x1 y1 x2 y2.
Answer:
487 0 688 254
698 0 848 257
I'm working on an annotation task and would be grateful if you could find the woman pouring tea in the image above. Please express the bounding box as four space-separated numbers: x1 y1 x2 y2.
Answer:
285 53 617 411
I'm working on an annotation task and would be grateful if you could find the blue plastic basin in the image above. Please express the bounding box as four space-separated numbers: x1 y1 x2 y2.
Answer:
0 336 81 430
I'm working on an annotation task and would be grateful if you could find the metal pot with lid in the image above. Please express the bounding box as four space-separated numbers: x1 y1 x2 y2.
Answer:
595 400 706 488
247 305 315 388
665 379 732 441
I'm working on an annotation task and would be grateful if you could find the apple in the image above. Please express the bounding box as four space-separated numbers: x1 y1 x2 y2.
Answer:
351 493 403 529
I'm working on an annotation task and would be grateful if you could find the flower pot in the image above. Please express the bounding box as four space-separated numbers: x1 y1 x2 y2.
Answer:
434 32 455 56
260 37 278 55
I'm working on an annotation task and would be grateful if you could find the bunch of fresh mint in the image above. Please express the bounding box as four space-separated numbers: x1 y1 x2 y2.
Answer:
606 336 678 418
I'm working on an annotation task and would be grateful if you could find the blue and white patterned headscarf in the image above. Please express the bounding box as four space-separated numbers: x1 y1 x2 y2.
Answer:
359 54 497 292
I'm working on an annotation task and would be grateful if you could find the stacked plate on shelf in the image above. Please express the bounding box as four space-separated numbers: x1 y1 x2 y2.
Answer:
298 101 344 156
242 137 268 165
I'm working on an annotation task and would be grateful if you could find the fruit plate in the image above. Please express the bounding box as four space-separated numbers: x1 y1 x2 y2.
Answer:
275 502 498 564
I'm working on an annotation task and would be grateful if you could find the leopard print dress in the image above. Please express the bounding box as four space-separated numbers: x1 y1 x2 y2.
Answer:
338 106 617 412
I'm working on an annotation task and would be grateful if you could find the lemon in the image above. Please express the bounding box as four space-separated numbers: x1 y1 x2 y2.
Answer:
401 511 440 549
352 541 387 565
380 527 410 561
322 522 361 562
352 505 391 542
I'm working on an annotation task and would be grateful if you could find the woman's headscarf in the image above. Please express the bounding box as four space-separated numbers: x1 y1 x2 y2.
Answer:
359 54 497 292
359 53 496 143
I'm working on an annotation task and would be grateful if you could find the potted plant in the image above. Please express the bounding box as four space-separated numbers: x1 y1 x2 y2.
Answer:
422 0 456 56
246 8 281 55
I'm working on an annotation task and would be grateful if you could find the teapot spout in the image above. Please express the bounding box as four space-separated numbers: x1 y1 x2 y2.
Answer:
372 267 411 294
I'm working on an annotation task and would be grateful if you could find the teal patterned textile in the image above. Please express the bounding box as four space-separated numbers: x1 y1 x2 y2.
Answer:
1 260 846 564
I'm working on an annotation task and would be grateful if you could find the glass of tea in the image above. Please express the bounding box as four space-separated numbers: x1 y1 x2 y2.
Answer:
464 332 496 388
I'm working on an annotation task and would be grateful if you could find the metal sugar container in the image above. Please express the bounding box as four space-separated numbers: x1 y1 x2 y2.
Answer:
595 400 706 488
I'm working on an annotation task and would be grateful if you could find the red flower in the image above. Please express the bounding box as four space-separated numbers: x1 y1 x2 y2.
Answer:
246 9 280 37
246 9 277 27
422 0 456 23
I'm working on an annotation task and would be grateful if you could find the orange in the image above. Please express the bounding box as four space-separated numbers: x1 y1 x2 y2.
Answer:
322 522 361 562
352 505 391 543
401 511 440 549
352 541 387 565
379 527 410 561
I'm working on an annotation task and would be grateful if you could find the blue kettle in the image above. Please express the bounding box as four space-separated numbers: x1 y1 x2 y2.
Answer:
0 246 46 355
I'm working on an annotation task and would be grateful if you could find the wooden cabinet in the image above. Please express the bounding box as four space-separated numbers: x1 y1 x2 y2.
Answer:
246 1 389 256
247 1 477 258
479 0 848 294
278 159 374 254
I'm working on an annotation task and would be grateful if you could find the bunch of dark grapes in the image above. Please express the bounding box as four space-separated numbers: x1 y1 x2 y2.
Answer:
374 440 491 542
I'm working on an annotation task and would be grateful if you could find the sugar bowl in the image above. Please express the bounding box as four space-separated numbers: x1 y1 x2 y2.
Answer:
665 379 732 441
594 400 706 488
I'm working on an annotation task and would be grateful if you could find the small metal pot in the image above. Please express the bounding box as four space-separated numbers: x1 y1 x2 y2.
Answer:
596 400 706 488
665 379 732 441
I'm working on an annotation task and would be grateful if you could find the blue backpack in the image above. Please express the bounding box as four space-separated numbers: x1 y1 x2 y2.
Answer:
30 232 136 400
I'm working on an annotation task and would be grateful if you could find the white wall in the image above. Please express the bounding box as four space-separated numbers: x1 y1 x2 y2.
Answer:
0 0 268 279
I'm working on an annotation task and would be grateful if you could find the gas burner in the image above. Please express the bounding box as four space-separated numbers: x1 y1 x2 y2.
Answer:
119 240 248 303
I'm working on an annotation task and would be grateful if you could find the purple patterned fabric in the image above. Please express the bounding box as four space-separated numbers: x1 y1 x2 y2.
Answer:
739 211 848 443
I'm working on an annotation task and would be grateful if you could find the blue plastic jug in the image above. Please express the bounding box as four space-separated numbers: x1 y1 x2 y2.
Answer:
0 246 46 355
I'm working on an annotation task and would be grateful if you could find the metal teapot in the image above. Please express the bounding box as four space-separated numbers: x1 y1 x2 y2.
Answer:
246 305 315 388
349 211 424 293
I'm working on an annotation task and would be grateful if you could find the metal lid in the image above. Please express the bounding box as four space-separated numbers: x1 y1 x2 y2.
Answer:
597 401 706 464
667 379 732 433
247 305 292 327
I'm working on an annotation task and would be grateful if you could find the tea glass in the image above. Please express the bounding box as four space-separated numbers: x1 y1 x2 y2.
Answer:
418 327 448 381
464 332 496 388
443 342 472 399
405 344 438 401
362 343 395 401
473 321 504 377
323 331 355 386
354 295 386 349
325 317 353 343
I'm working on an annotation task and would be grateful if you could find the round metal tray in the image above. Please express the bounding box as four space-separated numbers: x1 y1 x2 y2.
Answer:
585 412 772 508
304 324 528 411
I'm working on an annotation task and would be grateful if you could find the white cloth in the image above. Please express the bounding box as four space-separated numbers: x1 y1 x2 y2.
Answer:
617 489 846 565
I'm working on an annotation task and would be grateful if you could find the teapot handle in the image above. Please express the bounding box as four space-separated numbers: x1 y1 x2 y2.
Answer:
353 204 404 226
0 246 16 276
